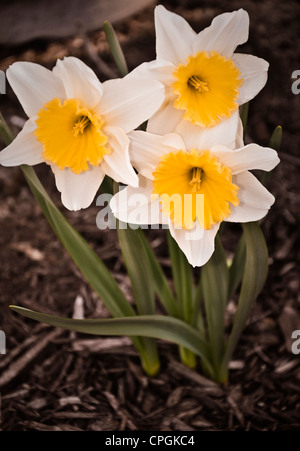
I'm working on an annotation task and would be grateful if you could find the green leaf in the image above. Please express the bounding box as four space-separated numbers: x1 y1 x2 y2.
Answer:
1 116 136 322
0 112 15 146
103 20 128 77
228 234 246 300
192 277 205 335
100 175 114 195
117 222 161 373
220 222 269 381
167 231 194 322
269 125 282 152
10 306 213 372
21 165 135 320
167 231 197 368
201 234 229 369
239 102 249 139
261 125 282 187
117 225 155 315
138 230 178 317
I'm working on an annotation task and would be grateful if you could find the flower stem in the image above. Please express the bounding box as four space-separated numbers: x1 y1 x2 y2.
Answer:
138 341 160 377
179 346 197 369
167 231 198 368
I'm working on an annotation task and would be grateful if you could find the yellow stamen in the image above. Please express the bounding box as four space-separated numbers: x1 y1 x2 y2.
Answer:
189 167 203 192
152 149 239 230
188 76 209 93
172 51 244 127
72 115 91 137
34 98 111 174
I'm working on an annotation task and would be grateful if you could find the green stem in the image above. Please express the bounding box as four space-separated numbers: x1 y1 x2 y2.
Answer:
113 182 160 376
103 20 128 77
179 346 197 369
167 231 197 368
201 234 229 378
220 222 269 382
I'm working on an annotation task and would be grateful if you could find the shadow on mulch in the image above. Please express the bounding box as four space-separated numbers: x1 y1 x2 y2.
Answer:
0 0 300 431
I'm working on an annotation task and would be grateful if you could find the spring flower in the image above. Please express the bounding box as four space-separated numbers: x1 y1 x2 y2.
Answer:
0 57 164 210
131 6 269 134
110 121 279 267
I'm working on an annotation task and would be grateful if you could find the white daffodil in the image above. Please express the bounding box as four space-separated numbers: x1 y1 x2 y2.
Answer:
131 6 269 134
110 122 279 267
0 57 164 210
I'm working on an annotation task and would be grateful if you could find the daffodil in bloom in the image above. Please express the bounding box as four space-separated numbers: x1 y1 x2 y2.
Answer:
110 121 279 267
0 57 164 210
131 6 269 134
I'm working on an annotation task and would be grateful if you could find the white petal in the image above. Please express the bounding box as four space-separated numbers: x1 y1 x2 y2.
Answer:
128 59 175 105
235 117 244 148
233 54 269 104
101 126 138 187
169 220 219 267
52 165 105 211
53 57 103 110
176 111 239 151
228 171 275 223
211 143 280 174
155 5 196 65
0 119 43 166
129 59 175 87
192 9 249 58
7 62 65 117
110 176 168 226
129 130 186 179
99 76 164 134
147 99 184 135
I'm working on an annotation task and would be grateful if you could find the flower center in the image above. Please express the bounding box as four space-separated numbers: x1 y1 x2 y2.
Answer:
152 149 239 230
189 167 203 192
187 76 209 93
172 51 243 128
34 98 111 174
72 115 92 137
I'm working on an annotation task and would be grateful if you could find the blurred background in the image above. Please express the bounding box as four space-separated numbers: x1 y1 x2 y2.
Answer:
0 0 299 431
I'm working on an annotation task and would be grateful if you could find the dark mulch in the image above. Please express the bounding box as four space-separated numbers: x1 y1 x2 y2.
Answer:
0 0 300 431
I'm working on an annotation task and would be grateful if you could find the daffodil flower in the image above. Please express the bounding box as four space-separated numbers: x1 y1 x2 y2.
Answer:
110 122 279 267
0 57 164 210
131 6 268 134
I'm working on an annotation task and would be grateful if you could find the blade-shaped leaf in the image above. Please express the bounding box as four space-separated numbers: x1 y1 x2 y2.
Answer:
117 224 155 315
228 234 246 300
167 231 197 367
167 231 194 322
261 125 282 187
201 234 229 368
239 102 249 139
0 112 15 146
117 221 160 372
10 305 212 372
220 221 269 380
103 20 128 77
269 125 282 152
21 165 135 320
138 229 178 317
